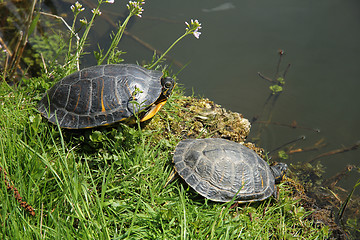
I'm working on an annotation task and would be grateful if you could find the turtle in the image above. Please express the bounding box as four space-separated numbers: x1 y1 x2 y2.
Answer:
38 64 175 129
172 138 288 203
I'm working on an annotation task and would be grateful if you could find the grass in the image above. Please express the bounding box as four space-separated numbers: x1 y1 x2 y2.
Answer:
0 79 331 239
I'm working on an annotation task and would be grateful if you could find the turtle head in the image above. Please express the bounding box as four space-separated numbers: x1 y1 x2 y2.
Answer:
139 77 175 122
161 77 175 98
270 162 288 184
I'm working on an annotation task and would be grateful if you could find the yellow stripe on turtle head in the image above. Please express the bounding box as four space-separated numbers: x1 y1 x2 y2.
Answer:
140 100 167 122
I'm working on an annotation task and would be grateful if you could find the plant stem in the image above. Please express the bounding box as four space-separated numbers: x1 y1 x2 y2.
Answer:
149 32 188 69
68 13 78 61
67 2 101 73
98 14 133 65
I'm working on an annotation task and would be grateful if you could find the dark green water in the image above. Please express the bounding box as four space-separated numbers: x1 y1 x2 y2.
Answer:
112 0 360 191
47 0 360 192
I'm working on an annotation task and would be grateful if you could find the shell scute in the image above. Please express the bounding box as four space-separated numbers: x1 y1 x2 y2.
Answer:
67 81 91 114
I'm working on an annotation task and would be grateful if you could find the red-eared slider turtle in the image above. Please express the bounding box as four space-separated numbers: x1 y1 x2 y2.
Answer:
173 138 287 203
38 64 175 129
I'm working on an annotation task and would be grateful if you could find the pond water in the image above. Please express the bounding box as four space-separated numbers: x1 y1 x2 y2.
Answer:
19 1 360 192
90 0 360 192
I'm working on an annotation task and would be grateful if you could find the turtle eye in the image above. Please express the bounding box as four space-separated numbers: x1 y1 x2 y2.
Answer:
162 77 173 89
164 81 172 89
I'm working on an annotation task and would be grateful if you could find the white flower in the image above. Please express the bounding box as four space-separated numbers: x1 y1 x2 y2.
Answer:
127 0 145 17
71 1 85 13
193 29 201 39
185 19 202 39
79 18 87 24
91 8 102 15
106 0 114 3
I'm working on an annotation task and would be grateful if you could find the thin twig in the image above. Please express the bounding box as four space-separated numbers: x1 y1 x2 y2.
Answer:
0 36 12 56
7 31 23 80
283 63 291 78
253 120 320 132
323 165 356 189
40 11 81 70
40 53 47 73
307 142 360 164
8 0 37 82
269 138 327 161
3 54 9 80
0 37 12 80
257 72 276 83
39 12 80 41
269 135 306 155
275 52 282 78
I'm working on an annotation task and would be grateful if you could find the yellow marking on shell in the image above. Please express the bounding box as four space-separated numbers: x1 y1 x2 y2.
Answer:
140 100 167 122
260 174 264 188
218 171 225 184
101 79 106 112
73 85 81 112
241 170 244 188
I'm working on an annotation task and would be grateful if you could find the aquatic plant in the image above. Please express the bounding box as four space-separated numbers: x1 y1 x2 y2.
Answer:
337 177 360 222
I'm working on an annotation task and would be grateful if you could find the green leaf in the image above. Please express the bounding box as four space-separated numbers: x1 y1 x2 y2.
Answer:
269 85 283 94
28 12 40 36
89 130 105 142
278 150 289 160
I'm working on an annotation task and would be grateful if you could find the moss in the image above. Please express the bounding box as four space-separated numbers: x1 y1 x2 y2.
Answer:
145 95 251 144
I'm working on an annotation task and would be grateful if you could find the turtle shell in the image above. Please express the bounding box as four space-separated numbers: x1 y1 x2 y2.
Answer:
173 138 277 203
38 64 173 129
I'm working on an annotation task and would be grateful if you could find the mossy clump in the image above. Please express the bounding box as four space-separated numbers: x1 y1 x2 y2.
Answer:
145 95 251 144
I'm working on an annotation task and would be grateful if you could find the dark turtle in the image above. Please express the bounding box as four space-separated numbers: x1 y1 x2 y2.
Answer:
38 64 175 129
173 138 287 203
